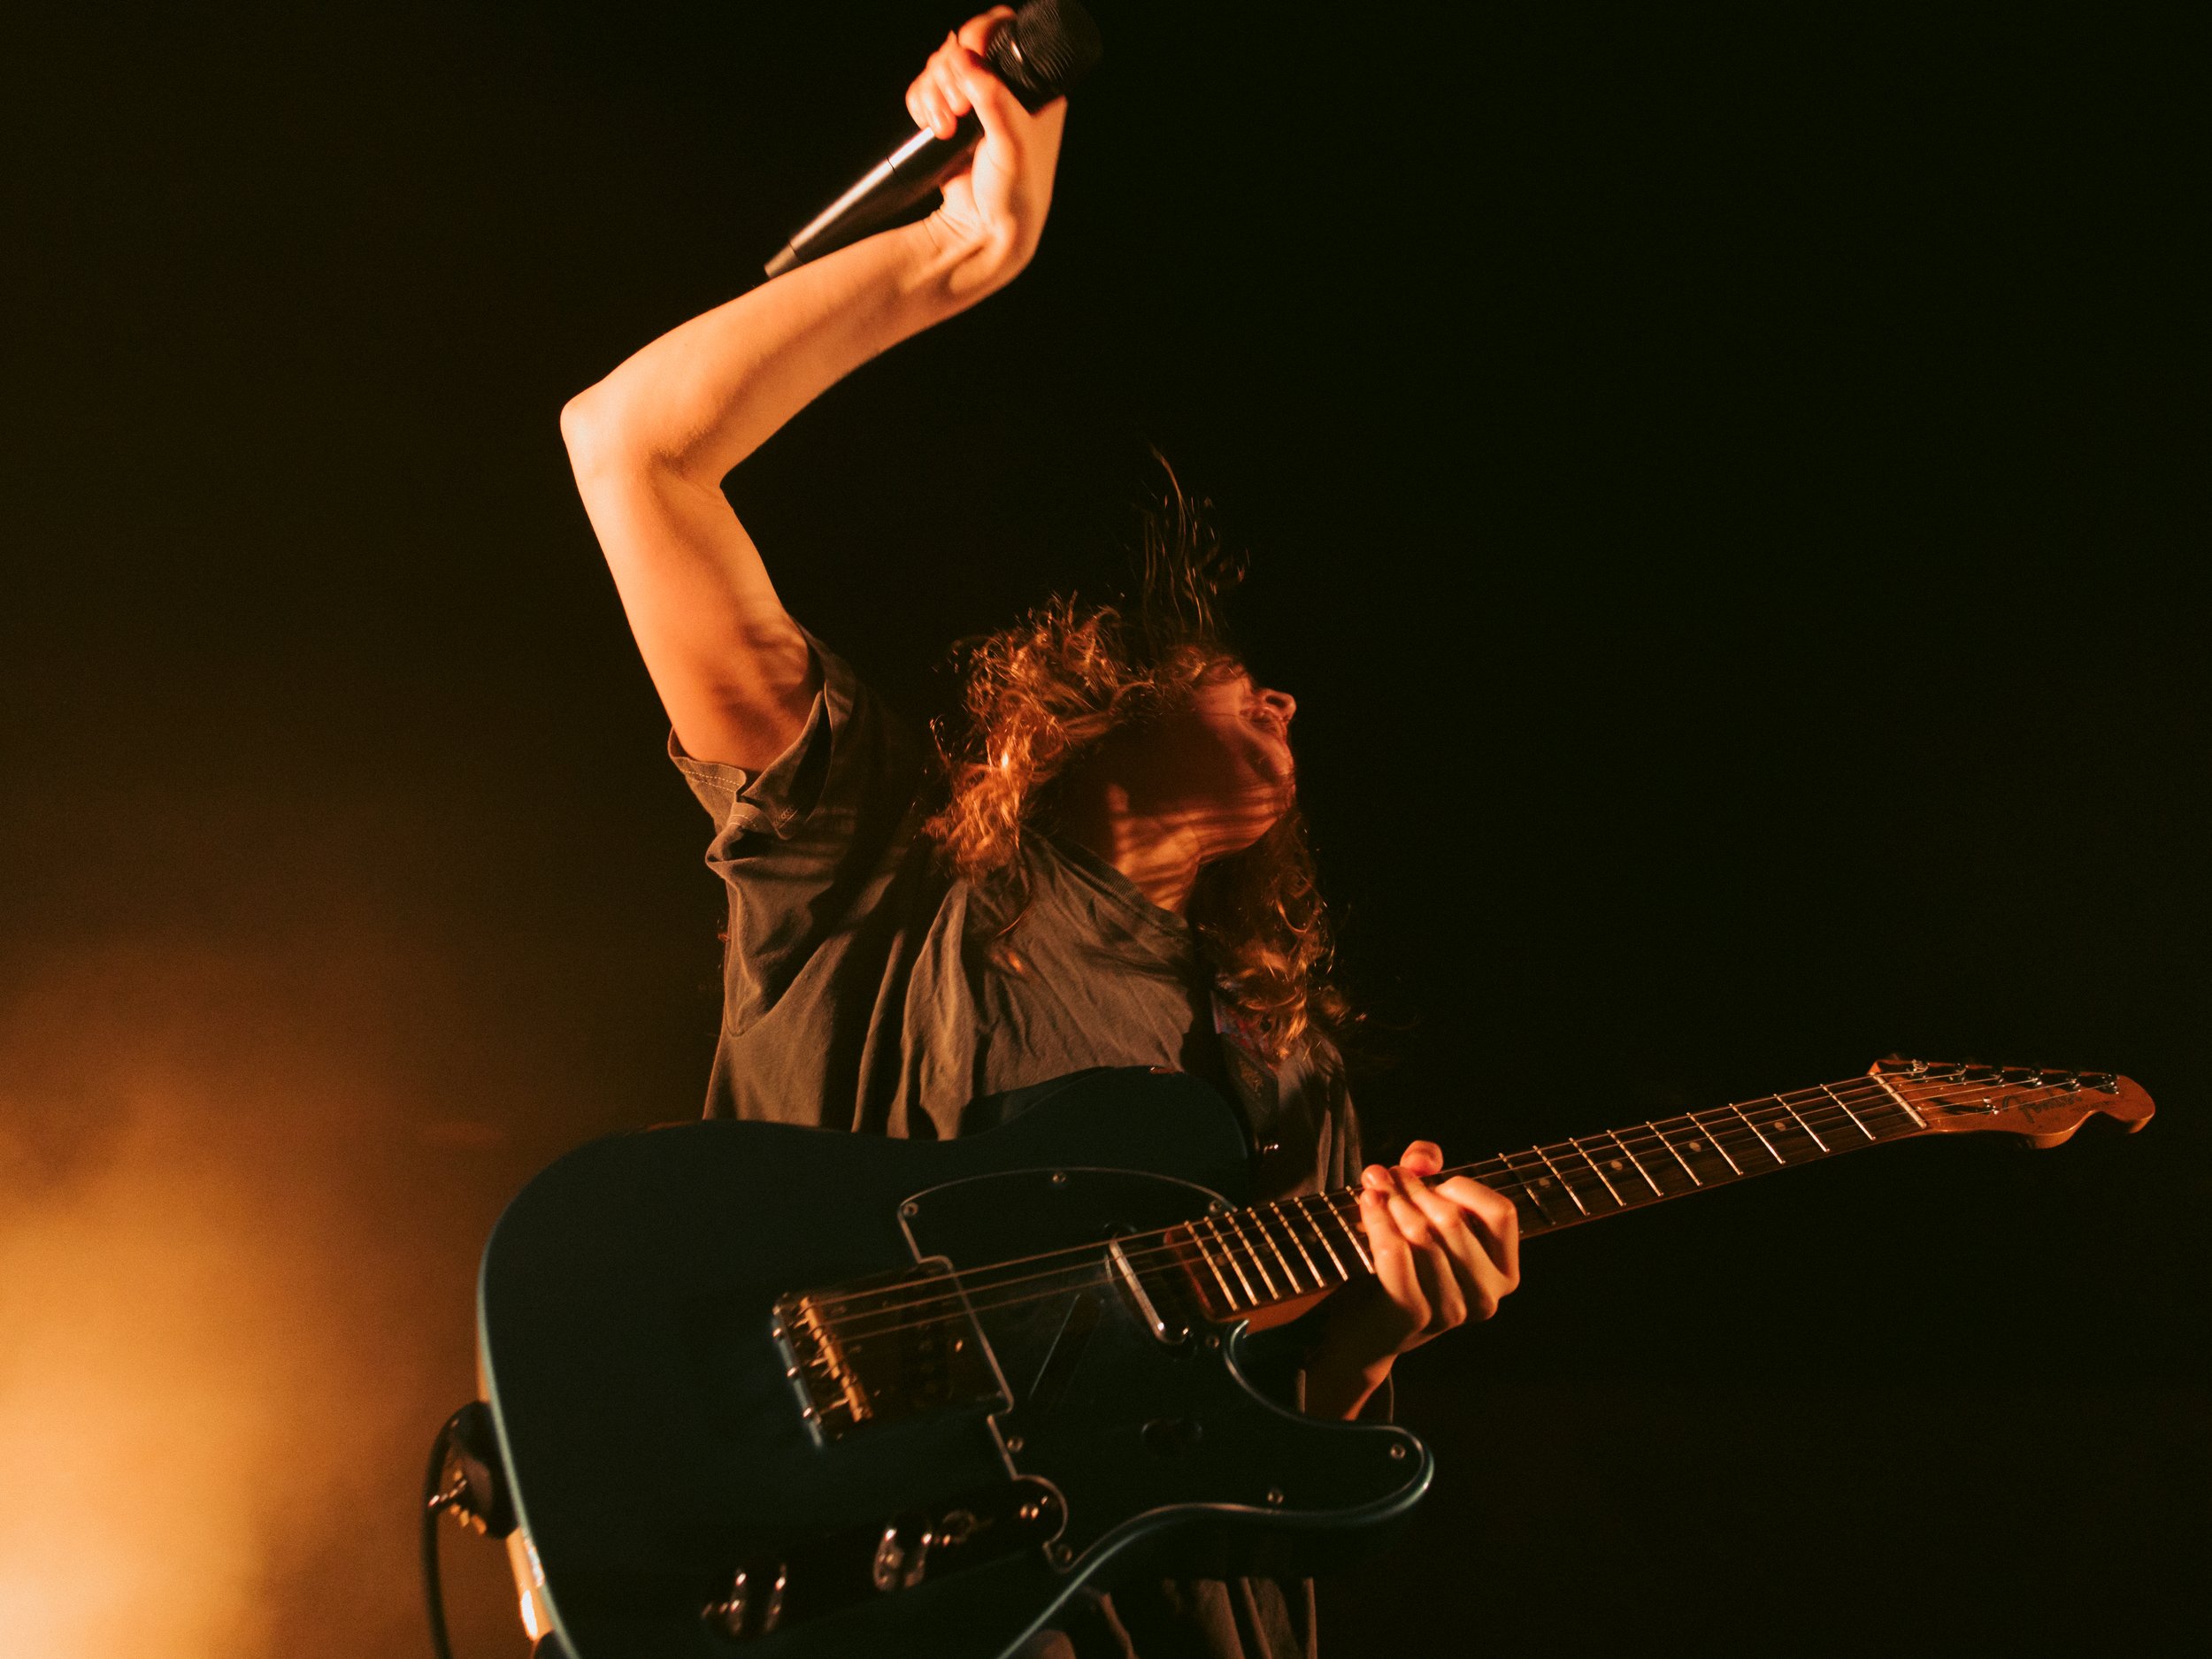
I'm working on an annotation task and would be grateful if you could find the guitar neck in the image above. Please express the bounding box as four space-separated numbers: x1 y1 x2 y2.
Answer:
1463 1071 1932 1239
1179 1072 1932 1319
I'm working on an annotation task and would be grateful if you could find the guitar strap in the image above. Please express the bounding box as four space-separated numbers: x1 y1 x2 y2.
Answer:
1210 990 1328 1194
1210 990 1393 1423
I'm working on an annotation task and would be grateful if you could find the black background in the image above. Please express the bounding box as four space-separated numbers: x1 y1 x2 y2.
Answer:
4 3 2203 1655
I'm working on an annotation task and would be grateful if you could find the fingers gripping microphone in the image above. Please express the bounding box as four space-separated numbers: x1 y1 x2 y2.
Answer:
762 0 1102 278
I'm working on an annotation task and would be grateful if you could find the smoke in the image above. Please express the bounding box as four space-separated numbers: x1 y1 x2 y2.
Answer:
0 925 539 1659
1 1039 281 1655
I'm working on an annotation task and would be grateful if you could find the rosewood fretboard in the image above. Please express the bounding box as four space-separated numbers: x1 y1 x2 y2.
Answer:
1170 1071 1932 1319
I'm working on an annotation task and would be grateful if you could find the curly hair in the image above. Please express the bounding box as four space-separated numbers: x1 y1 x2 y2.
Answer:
922 472 1349 1062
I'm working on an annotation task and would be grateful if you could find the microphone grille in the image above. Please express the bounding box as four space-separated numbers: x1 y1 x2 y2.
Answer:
988 0 1105 111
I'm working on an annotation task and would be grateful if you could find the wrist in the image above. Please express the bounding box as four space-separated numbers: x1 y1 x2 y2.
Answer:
1304 1348 1395 1423
914 209 1030 303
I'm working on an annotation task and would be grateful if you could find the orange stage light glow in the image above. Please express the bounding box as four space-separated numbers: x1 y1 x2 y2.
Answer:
0 926 541 1659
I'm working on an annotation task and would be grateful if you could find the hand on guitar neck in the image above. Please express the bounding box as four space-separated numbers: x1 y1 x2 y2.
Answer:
1300 1141 1523 1421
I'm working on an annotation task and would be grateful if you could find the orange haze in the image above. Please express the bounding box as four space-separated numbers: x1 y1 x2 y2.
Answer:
0 925 553 1658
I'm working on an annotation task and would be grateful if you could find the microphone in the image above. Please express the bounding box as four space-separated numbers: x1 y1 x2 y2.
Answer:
763 0 1102 279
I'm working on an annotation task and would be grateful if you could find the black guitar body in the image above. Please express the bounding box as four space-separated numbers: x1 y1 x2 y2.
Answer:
478 1068 1432 1658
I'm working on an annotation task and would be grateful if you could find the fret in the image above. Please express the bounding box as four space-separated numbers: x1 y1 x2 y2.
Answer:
1269 1201 1327 1287
1217 1210 1280 1298
1530 1145 1593 1216
1500 1148 1579 1227
1252 1072 1947 1259
1742 1097 1813 1160
1186 1221 1242 1311
1602 1127 1665 1198
1294 1194 1351 1279
1566 1141 1637 1212
1724 1103 1786 1166
1248 1205 1306 1293
1646 1120 1703 1189
1563 1138 1630 1208
1233 1205 1286 1293
1684 1113 1747 1176
1773 1094 1832 1153
1818 1081 1879 1141
1151 1071 1969 1327
1199 1215 1259 1306
1318 1196 1375 1273
1180 1075 1955 1307
1472 1156 1544 1215
1489 1152 1562 1231
1866 1071 1930 1129
1468 1156 1517 1187
1613 1124 1695 1199
1692 1125 1743 1180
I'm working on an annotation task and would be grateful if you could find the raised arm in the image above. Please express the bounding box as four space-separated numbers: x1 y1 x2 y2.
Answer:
559 9 1064 769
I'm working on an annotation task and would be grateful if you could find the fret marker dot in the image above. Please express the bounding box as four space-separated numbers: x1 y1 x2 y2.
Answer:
1687 1141 1702 1152
1608 1159 1623 1171
1536 1178 1550 1187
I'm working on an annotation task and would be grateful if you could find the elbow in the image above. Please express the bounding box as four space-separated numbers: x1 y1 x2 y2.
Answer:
562 383 695 491
559 385 619 477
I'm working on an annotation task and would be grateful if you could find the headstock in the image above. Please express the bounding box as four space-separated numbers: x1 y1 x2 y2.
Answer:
1870 1057 2155 1149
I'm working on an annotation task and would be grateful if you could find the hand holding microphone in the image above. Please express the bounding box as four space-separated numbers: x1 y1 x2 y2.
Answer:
764 1 1102 279
903 8 1063 273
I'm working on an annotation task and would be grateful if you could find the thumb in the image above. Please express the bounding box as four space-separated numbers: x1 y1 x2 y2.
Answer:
957 4 1017 56
950 48 1029 149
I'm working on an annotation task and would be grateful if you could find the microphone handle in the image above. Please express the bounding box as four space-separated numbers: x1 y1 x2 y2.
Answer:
763 112 983 279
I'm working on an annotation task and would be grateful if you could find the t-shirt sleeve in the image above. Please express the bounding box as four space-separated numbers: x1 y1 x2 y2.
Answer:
665 629 866 831
666 628 929 1033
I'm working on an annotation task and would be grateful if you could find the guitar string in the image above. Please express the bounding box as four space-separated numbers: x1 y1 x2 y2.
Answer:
803 1077 1983 1346
799 1091 1903 1341
805 1067 2099 1347
803 1072 1923 1322
810 1064 2112 1349
856 1058 2093 1325
810 1087 1947 1347
816 1140 1874 1349
803 1076 1942 1340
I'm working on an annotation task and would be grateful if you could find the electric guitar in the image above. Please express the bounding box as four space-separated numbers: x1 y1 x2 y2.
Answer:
473 1058 2152 1657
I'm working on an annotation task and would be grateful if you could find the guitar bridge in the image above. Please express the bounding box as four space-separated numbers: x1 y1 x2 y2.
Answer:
772 1294 875 1440
771 1262 1002 1446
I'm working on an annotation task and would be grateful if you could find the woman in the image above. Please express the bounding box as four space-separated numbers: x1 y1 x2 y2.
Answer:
558 11 1519 1653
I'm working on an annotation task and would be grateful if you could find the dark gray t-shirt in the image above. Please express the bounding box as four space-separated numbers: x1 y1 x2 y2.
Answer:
672 635 1365 1658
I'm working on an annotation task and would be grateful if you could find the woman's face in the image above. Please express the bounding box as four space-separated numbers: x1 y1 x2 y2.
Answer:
1132 663 1299 853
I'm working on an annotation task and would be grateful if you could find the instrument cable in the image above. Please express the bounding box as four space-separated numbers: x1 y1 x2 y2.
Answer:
422 1402 517 1659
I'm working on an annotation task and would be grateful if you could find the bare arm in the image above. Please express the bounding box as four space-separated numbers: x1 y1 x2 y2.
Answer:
560 9 1062 768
